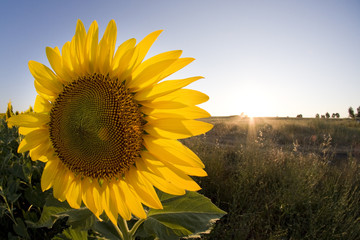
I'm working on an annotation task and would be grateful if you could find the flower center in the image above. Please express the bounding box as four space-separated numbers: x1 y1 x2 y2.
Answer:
49 74 143 180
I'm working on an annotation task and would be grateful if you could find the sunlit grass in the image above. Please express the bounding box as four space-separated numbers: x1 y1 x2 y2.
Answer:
183 117 360 239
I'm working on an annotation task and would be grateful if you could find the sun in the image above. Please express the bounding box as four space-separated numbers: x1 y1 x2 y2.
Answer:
242 96 269 117
239 86 274 117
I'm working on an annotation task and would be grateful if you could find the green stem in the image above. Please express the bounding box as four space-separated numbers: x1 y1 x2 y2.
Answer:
129 218 145 237
112 217 144 240
117 217 131 240
1 193 17 225
111 220 124 240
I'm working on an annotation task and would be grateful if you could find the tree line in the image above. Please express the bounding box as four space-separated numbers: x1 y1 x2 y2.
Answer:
296 106 360 119
314 112 339 119
348 106 360 119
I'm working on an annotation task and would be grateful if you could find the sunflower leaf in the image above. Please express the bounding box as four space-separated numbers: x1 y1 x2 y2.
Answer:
32 195 95 230
32 195 71 228
137 191 226 240
92 221 120 240
52 227 88 240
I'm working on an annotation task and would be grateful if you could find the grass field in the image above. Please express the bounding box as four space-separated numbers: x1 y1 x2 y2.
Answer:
181 116 360 239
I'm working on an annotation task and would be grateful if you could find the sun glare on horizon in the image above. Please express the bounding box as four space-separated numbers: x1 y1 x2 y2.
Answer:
240 91 273 118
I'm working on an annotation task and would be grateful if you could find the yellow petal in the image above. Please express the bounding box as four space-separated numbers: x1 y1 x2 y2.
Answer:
41 159 60 191
18 127 38 135
111 38 136 71
61 41 81 82
132 50 182 79
125 166 162 209
142 106 211 119
110 181 131 220
111 45 136 80
54 46 61 55
145 119 213 139
66 174 82 209
34 95 52 113
97 20 117 74
28 61 63 95
84 21 99 74
127 58 178 91
131 57 195 92
53 167 71 202
143 136 204 168
36 147 55 163
92 181 104 217
130 30 163 70
82 179 100 218
168 163 208 177
7 113 49 128
142 58 194 89
68 40 80 75
33 78 58 100
29 139 52 162
141 89 209 109
61 42 74 79
46 47 65 80
34 79 57 98
136 158 185 195
103 184 118 225
135 76 203 101
74 19 86 70
141 152 201 191
118 179 147 219
142 101 187 109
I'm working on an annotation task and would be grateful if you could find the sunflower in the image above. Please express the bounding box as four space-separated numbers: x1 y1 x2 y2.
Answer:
7 20 212 224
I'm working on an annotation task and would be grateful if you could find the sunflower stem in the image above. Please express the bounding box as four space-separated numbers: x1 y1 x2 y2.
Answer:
112 220 124 240
129 218 145 237
117 217 131 240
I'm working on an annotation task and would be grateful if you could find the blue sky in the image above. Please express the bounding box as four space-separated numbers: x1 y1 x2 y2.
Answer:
1 0 359 117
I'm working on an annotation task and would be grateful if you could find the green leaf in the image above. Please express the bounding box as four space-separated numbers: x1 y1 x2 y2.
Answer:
66 208 95 230
52 227 88 240
139 191 226 240
34 195 71 228
32 195 95 230
24 186 47 208
13 218 30 239
92 221 121 240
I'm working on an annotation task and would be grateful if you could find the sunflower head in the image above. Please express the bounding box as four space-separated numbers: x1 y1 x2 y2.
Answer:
7 19 212 223
49 73 143 180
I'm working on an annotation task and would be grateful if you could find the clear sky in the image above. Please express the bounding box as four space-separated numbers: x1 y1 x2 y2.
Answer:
1 0 359 117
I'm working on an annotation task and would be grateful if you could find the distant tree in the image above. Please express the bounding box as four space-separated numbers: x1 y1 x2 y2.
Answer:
325 112 330 119
336 113 340 118
321 115 325 119
315 113 320 118
5 101 14 120
357 106 360 118
296 114 303 118
349 107 355 118
331 113 336 118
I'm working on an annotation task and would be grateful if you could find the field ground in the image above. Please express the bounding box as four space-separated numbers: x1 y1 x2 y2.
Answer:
181 116 360 239
201 116 360 160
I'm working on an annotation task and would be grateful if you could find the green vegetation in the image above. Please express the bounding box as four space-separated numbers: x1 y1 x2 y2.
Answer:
182 116 360 239
0 116 48 239
2 111 360 239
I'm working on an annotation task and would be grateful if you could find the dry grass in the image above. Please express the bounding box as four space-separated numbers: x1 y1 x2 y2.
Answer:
183 117 360 239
